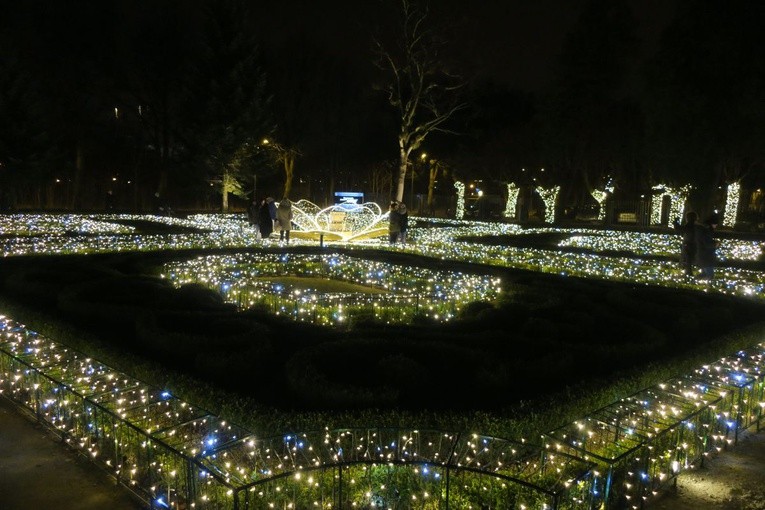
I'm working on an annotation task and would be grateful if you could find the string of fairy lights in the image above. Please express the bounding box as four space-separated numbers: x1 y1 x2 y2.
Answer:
454 181 466 219
723 182 741 228
650 184 692 226
503 183 520 219
536 185 561 224
2 315 764 509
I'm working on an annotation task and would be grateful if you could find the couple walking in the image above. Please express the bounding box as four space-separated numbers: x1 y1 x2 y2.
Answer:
248 197 293 242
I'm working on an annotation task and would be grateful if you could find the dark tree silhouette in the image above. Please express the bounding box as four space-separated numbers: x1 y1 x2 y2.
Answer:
184 0 272 211
116 1 200 203
645 0 765 212
0 54 58 209
543 0 642 208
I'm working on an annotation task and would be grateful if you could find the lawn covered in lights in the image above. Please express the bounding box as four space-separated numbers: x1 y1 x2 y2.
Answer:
161 252 501 325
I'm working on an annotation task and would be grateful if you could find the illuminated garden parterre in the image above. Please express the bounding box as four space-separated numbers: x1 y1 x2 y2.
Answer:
1 214 762 302
2 313 764 509
1 212 765 507
0 316 596 509
161 253 501 325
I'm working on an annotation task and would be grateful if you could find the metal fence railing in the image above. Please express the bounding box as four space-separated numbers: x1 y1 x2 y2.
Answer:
1 313 763 509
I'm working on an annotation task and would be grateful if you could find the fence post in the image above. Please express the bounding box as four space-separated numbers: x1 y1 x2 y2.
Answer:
338 464 343 508
445 466 450 510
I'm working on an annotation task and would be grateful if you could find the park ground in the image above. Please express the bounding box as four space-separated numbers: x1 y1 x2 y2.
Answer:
0 396 142 510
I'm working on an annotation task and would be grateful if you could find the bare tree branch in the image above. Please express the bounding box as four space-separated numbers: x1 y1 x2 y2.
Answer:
374 0 466 202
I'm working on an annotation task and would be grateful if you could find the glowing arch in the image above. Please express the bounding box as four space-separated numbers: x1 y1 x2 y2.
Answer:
289 199 389 242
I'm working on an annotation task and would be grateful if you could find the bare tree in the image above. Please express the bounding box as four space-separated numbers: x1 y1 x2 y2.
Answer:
424 155 449 215
368 160 396 199
375 0 465 203
262 138 300 199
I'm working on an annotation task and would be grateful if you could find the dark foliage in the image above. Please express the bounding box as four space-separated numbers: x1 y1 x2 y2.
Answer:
0 250 761 416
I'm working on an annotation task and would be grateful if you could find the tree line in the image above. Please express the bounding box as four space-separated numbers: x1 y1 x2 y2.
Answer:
1 0 764 218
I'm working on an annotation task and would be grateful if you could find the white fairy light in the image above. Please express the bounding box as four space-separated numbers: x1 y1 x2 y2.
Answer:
723 182 740 228
536 186 560 224
650 184 691 226
591 180 613 222
2 315 764 509
288 199 388 242
504 183 519 219
454 181 466 219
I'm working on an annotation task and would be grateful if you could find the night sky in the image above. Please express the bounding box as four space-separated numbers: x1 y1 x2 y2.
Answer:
2 0 764 214
250 0 677 90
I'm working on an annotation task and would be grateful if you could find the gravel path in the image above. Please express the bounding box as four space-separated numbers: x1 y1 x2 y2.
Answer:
0 396 143 510
649 429 765 510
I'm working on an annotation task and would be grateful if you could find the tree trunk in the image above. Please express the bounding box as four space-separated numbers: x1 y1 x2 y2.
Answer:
282 154 295 199
222 170 229 212
69 144 84 210
427 164 438 216
396 148 408 202
157 103 170 198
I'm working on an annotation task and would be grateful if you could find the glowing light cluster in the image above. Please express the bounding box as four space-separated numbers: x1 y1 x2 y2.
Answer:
161 252 501 325
503 183 519 219
410 219 765 301
650 184 692 226
288 199 389 241
454 181 465 219
1 214 763 302
590 180 613 222
0 213 136 236
536 185 560 223
723 182 740 228
2 315 764 509
556 229 762 262
544 346 765 509
0 315 594 510
0 213 267 257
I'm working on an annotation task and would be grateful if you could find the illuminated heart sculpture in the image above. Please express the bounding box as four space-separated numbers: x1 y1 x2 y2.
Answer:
288 199 389 242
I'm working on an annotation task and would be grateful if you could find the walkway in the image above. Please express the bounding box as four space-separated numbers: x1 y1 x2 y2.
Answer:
649 429 765 510
0 396 144 510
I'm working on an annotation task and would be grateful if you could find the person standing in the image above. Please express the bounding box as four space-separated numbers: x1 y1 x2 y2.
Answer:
266 197 277 232
388 201 401 244
258 197 273 239
397 201 409 244
276 198 293 243
672 211 698 276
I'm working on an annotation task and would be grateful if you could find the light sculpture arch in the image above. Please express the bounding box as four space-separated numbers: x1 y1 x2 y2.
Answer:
650 184 691 226
288 199 389 242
